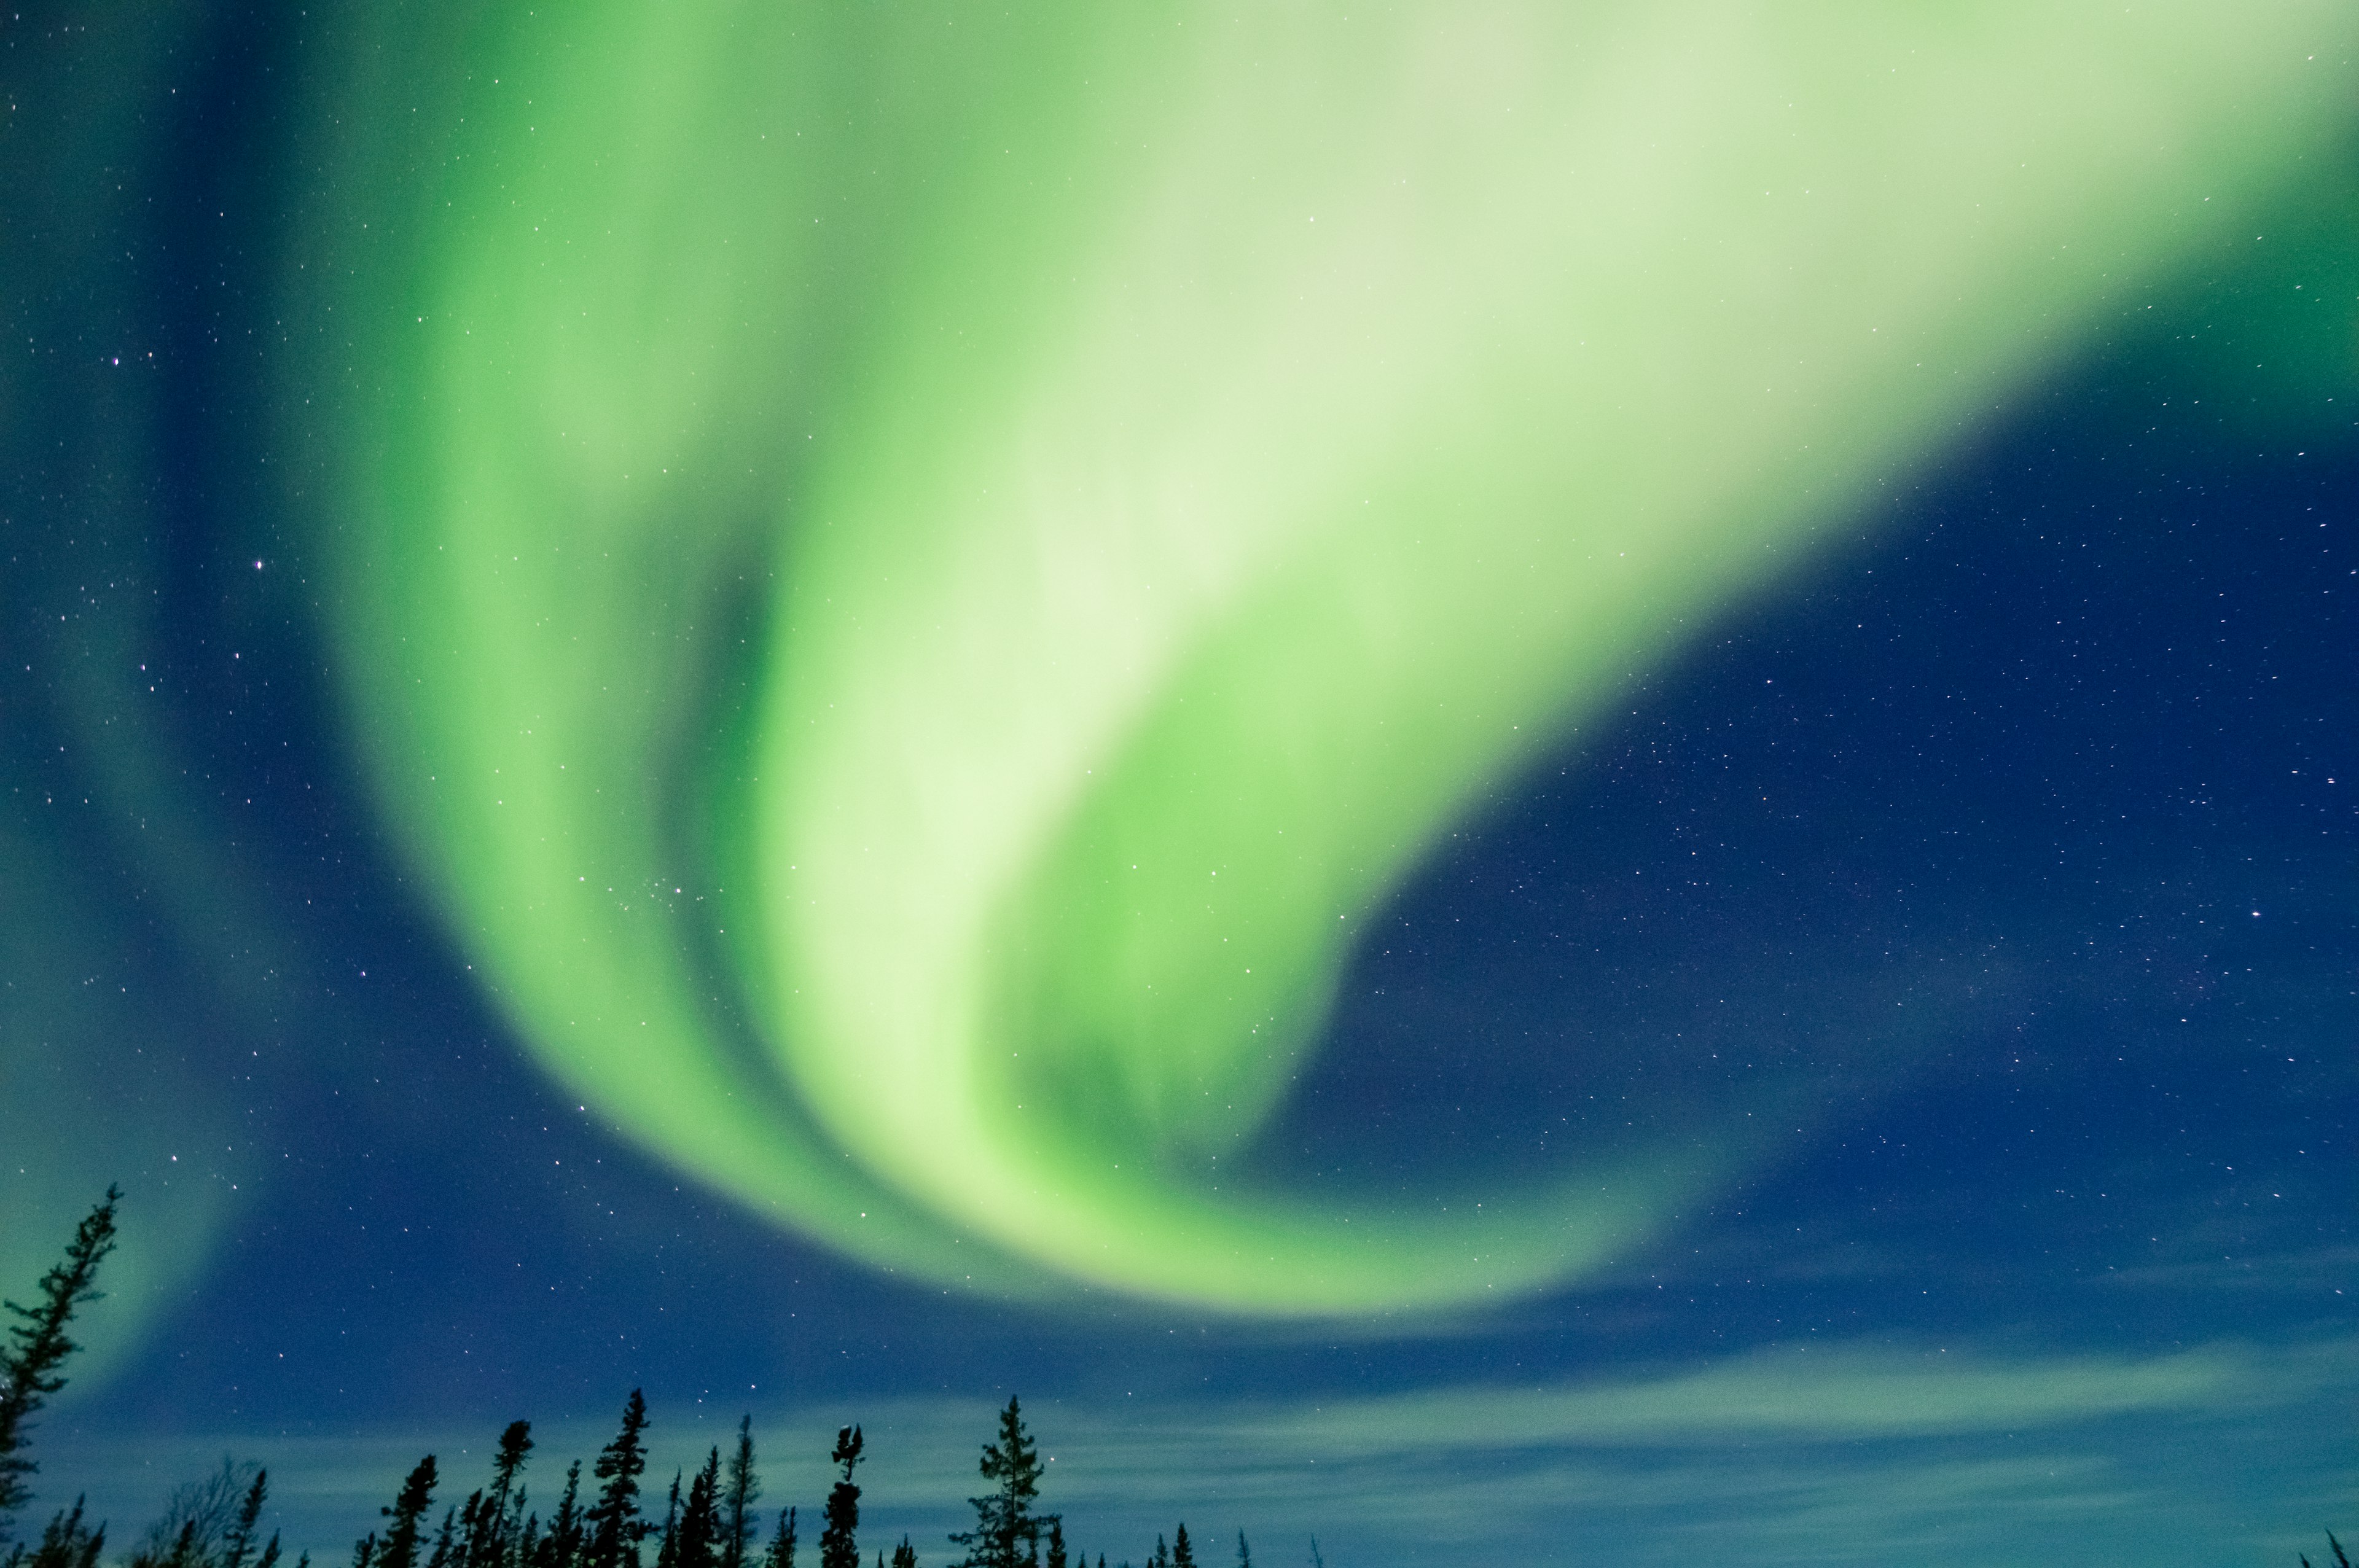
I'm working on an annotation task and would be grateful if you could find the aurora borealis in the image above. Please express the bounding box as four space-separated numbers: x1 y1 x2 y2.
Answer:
311 1 2350 1310
4 4 2356 1563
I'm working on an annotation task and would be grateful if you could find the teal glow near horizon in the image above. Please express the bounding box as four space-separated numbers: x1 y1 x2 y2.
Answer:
305 4 2353 1312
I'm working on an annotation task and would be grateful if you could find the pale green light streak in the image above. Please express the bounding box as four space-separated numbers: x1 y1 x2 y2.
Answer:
310 4 2353 1312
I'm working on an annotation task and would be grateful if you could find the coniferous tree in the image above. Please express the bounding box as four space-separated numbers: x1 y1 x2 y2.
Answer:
489 1426 534 1540
0 1188 119 1540
427 1509 459 1568
949 1400 1050 1568
586 1393 652 1568
457 1494 488 1568
888 1540 915 1568
1147 1537 1167 1568
353 1533 377 1568
17 1494 103 1568
1041 1522 1063 1568
465 1422 532 1568
219 1469 270 1568
719 1420 760 1568
653 1475 683 1568
816 1429 863 1568
676 1451 720 1568
759 1510 795 1568
1166 1529 1189 1568
541 1463 585 1568
1230 1538 1245 1568
379 1458 440 1568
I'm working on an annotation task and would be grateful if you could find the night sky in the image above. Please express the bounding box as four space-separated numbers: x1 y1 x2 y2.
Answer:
4 6 2354 1566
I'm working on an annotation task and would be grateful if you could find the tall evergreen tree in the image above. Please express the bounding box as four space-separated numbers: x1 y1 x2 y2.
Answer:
1041 1521 1063 1568
949 1400 1050 1568
676 1451 721 1568
15 1494 103 1568
427 1509 461 1568
539 1462 585 1568
585 1392 652 1568
816 1429 863 1568
1230 1537 1246 1568
719 1419 760 1568
1166 1530 1190 1568
888 1540 915 1568
0 1188 120 1537
1147 1536 1167 1568
218 1469 270 1568
759 1510 794 1568
481 1423 534 1568
652 1475 683 1568
379 1459 440 1568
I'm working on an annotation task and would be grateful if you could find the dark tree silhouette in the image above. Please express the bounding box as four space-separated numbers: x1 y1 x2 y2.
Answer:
817 1429 863 1568
0 1188 120 1536
2299 1529 2352 1568
949 1400 1050 1568
10 1493 103 1568
676 1452 720 1568
219 1470 270 1568
888 1540 915 1568
379 1459 440 1568
653 1475 683 1568
480 1423 534 1568
130 1459 267 1568
540 1462 586 1568
586 1394 652 1568
1042 1521 1064 1568
1167 1529 1191 1568
720 1420 760 1568
760 1510 795 1568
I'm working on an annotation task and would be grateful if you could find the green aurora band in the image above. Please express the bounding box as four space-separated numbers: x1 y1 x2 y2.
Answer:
297 3 2353 1314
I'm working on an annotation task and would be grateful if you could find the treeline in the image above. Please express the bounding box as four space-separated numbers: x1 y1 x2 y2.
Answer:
8 1192 2350 1568
0 1194 1267 1568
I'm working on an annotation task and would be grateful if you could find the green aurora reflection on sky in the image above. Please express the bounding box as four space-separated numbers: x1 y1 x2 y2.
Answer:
284 2 2353 1313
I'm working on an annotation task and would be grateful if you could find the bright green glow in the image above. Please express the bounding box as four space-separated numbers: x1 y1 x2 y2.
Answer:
310 4 2352 1312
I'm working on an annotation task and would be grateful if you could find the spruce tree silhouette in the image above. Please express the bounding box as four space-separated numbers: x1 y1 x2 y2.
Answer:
1043 1519 1065 1568
538 1462 587 1568
1231 1535 1247 1568
719 1421 761 1568
652 1477 682 1568
676 1451 721 1568
379 1459 440 1568
586 1393 652 1568
949 1399 1050 1568
0 1187 119 1538
480 1424 534 1568
1167 1528 1191 1568
816 1429 863 1568
13 1492 104 1568
887 1539 915 1568
759 1509 795 1568
219 1470 270 1568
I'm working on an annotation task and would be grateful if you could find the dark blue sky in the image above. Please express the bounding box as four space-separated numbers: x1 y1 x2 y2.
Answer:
3 7 2352 1566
